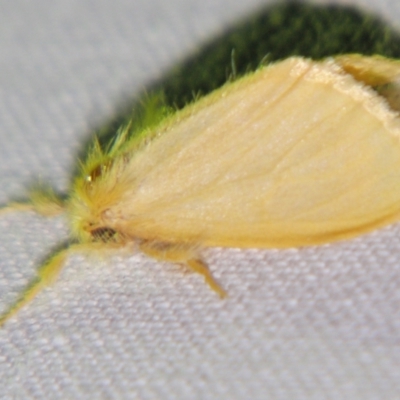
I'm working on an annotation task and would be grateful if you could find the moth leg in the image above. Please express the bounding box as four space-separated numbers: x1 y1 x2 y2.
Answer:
0 246 69 326
139 241 227 298
186 257 227 298
0 242 111 326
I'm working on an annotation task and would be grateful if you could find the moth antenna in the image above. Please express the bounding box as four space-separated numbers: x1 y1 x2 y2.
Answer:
0 186 65 217
28 186 66 216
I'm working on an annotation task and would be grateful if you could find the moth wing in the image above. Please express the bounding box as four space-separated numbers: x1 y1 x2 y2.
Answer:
335 54 400 86
335 54 400 113
115 57 400 248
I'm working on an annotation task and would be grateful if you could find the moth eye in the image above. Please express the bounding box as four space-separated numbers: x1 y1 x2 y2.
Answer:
86 160 112 183
90 227 117 242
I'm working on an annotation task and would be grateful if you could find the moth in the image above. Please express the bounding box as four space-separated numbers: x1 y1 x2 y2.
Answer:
2 54 400 325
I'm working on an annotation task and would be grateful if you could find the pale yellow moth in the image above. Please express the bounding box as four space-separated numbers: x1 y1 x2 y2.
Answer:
2 54 400 326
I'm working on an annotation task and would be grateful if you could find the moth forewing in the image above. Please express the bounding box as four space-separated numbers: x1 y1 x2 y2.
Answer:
3 55 400 325
89 57 400 248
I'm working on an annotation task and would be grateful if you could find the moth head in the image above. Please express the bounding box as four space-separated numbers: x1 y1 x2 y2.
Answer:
68 148 127 243
69 174 123 245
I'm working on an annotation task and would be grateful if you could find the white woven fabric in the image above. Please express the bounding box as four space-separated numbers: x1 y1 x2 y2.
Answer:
1 1 400 399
